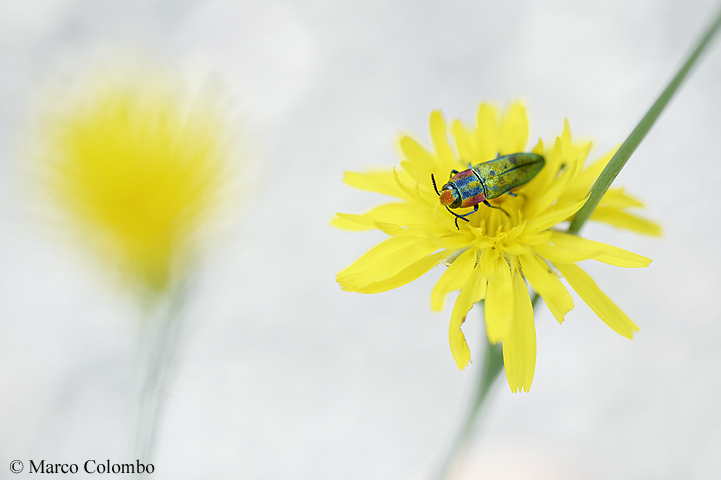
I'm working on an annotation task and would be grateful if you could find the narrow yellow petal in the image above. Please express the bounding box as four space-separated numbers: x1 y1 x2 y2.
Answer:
337 236 420 279
400 136 435 172
503 269 537 392
531 138 544 155
449 266 487 370
566 147 616 194
401 159 432 185
519 253 573 324
392 168 435 209
556 263 639 339
484 252 513 344
343 170 409 199
331 213 375 231
524 159 578 219
374 221 448 238
598 188 646 209
400 135 441 185
342 202 434 228
549 232 652 268
354 250 448 294
557 119 592 173
449 316 471 370
429 110 458 170
497 101 528 154
534 241 588 264
339 238 442 289
475 103 498 162
431 248 477 311
525 195 587 234
451 119 479 165
590 207 663 237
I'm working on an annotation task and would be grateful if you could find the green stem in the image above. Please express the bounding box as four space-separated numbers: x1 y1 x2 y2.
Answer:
436 327 504 480
435 294 542 480
132 282 189 468
437 7 721 477
569 6 721 234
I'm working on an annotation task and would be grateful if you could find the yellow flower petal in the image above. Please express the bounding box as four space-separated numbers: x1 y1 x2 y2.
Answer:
475 103 498 162
590 207 663 237
400 136 436 171
599 188 646 209
451 119 479 166
343 170 409 199
332 202 434 231
497 101 528 154
519 253 573 324
484 251 513 344
331 213 375 231
431 247 477 311
392 168 435 209
525 195 587 234
374 221 449 238
338 236 421 279
400 136 440 184
524 158 579 219
449 265 487 370
538 232 652 268
503 268 537 392
429 111 458 171
564 148 616 197
556 263 639 339
355 250 449 294
339 238 442 290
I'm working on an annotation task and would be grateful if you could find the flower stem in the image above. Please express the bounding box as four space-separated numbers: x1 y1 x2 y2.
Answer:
132 282 189 468
436 8 721 477
432 293 547 480
436 325 504 480
568 6 721 234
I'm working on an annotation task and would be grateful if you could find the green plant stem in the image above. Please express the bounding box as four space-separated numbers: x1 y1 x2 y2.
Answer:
435 328 503 480
568 6 721 234
437 8 721 478
436 294 540 480
133 282 189 468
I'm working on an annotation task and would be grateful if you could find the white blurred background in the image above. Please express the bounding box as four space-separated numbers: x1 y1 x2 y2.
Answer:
1 0 721 479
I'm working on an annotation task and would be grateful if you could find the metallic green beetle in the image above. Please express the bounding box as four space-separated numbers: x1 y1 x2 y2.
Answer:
431 153 545 228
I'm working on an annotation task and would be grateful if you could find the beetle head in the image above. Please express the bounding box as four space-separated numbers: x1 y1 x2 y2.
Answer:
439 183 461 209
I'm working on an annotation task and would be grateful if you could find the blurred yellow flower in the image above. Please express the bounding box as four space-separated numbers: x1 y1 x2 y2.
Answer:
335 102 659 392
39 74 228 292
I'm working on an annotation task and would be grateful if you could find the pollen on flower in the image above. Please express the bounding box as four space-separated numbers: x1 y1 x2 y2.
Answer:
335 101 659 393
36 70 230 292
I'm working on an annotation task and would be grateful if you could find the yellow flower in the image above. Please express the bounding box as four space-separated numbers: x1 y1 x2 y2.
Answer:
38 73 228 292
335 102 660 392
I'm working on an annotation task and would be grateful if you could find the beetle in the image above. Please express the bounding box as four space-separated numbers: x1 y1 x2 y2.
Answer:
431 152 545 229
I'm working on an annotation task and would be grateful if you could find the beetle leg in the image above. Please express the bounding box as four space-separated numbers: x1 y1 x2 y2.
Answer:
483 200 510 218
446 205 479 230
507 192 518 197
445 206 472 230
449 170 459 179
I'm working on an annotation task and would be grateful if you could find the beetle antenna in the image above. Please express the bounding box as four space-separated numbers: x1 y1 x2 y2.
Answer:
431 174 441 196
